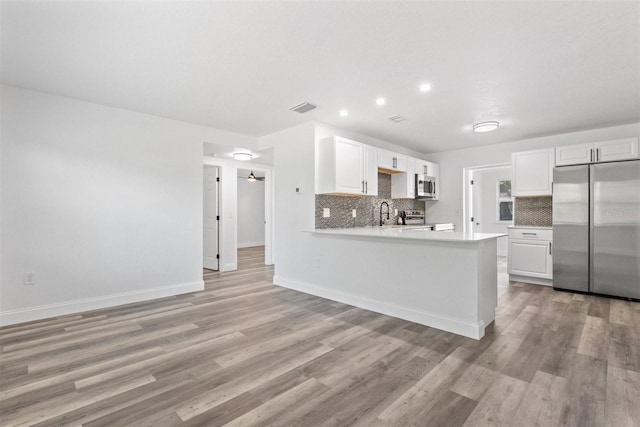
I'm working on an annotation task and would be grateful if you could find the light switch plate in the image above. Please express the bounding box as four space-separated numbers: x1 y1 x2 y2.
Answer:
24 272 35 285
323 208 330 218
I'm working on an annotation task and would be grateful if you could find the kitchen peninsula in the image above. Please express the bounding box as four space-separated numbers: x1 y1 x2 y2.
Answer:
289 227 506 339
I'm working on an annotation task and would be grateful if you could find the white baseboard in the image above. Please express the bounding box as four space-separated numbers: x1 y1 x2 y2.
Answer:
509 274 553 287
237 242 265 248
0 280 204 327
273 275 484 339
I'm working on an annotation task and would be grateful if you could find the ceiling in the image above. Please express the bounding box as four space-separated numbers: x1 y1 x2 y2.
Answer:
2 1 639 153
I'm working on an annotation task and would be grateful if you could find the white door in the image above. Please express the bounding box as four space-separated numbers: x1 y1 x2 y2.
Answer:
203 166 219 270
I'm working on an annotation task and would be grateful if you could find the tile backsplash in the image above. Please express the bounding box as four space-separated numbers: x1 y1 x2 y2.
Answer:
514 196 552 227
315 172 425 229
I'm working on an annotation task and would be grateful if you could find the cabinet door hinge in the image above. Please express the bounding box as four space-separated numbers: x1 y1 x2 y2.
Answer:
216 215 220 221
216 254 220 259
470 180 474 185
470 216 474 222
216 177 220 182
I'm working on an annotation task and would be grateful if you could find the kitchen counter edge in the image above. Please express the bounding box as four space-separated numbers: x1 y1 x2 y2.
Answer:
307 227 506 242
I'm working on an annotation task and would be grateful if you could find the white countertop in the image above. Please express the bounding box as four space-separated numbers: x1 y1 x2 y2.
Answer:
308 226 506 242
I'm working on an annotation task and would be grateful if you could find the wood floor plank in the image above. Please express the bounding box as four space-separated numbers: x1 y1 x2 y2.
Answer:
1 248 639 426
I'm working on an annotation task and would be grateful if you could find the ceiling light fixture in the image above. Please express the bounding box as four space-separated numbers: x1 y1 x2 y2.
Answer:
376 98 386 106
419 83 432 92
473 121 500 133
339 109 349 117
248 171 256 181
232 152 253 161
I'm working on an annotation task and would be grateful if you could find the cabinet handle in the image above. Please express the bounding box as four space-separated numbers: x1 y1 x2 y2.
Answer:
549 242 552 255
362 180 365 194
596 148 600 162
590 148 594 162
522 232 537 236
393 157 397 168
365 181 368 194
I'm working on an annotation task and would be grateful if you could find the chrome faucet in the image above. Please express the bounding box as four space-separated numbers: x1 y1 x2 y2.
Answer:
380 201 390 226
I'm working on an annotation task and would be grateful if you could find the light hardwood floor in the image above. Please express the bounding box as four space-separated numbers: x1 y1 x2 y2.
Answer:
1 247 639 426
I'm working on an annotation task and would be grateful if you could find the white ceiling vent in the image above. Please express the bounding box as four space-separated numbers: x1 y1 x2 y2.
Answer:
289 102 317 114
387 115 406 123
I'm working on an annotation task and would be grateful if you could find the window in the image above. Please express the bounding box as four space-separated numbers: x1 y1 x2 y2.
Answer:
497 180 513 222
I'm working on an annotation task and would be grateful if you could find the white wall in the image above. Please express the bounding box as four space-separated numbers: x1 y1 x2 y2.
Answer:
260 122 316 277
427 123 640 230
237 177 265 247
0 85 256 325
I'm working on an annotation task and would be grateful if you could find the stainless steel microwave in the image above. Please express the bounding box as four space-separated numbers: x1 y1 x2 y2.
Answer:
416 174 436 199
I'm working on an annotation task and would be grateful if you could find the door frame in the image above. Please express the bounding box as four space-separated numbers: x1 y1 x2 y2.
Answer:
462 163 511 234
203 165 220 270
203 156 274 270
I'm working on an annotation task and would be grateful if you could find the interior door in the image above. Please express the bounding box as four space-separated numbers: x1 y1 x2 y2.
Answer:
203 166 219 270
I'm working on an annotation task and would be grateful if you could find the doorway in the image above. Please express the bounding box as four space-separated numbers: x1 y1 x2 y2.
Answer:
464 164 512 256
203 165 220 270
237 169 266 268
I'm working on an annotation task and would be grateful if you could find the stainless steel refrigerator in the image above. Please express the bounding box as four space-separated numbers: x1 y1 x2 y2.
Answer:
553 159 640 299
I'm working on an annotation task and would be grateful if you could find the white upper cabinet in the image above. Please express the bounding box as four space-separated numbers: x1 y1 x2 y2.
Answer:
316 136 377 196
378 149 407 172
595 138 639 162
555 143 593 166
391 157 415 198
363 145 378 196
415 159 437 177
512 148 554 196
555 138 639 166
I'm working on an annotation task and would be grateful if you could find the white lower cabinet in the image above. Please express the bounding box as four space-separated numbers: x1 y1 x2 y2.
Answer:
508 228 553 283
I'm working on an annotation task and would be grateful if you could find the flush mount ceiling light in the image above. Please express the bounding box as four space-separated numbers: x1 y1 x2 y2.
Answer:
339 109 349 117
473 121 500 133
375 98 386 106
232 152 253 161
419 83 432 92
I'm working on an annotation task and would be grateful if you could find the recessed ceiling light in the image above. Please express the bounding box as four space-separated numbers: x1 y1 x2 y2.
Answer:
419 83 432 92
232 152 253 161
376 98 386 106
473 121 500 133
339 109 349 117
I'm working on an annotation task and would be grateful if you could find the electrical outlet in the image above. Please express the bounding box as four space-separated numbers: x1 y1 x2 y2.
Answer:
323 208 330 218
394 209 398 216
24 272 35 285
352 209 357 218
